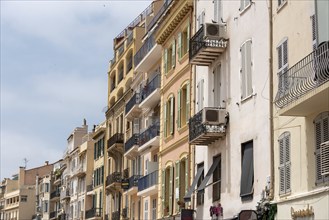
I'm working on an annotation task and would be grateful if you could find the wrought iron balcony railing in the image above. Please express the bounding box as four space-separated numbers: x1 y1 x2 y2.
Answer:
122 207 128 219
138 170 158 191
147 0 173 31
86 208 102 219
188 108 226 145
125 93 141 115
123 168 129 179
58 214 66 220
108 133 124 148
50 211 57 219
50 190 60 199
140 74 161 103
106 172 122 186
87 184 93 192
112 211 120 220
128 175 142 190
125 134 140 152
275 41 329 108
134 33 156 68
139 121 160 147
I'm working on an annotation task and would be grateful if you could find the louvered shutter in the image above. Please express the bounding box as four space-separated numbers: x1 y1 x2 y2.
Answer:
279 133 291 194
172 40 176 68
185 156 189 193
175 161 180 213
178 33 182 59
200 79 204 110
284 135 291 192
161 169 165 217
315 113 329 183
214 0 218 22
246 40 253 96
169 166 174 215
170 97 174 135
186 81 190 122
164 49 168 74
240 43 247 99
164 102 167 137
177 89 181 128
187 22 190 51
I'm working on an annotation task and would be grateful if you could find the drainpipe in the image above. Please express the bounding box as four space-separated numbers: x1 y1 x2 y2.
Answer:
268 0 274 200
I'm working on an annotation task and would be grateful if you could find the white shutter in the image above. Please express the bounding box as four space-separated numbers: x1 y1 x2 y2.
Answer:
284 134 291 192
214 65 221 107
164 49 168 74
186 81 190 122
321 141 329 175
279 138 285 194
172 40 176 68
246 40 253 96
187 22 190 52
178 33 182 59
240 43 247 99
200 79 204 110
214 0 218 22
315 112 329 183
279 132 291 194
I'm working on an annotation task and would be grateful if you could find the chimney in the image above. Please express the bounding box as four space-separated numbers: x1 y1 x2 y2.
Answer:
45 161 49 166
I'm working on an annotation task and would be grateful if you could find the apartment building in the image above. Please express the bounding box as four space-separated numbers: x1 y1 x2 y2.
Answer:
153 0 193 219
186 0 272 219
49 160 63 220
272 0 329 219
104 3 156 220
0 164 53 220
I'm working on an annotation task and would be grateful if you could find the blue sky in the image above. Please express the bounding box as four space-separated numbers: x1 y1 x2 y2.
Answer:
0 0 151 179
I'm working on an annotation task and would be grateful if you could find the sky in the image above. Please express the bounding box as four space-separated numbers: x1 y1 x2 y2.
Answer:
0 0 152 180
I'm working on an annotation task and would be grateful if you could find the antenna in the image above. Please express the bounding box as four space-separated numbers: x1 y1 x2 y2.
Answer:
23 158 29 168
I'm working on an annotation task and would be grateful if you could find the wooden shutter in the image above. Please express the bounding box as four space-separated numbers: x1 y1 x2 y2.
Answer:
169 166 174 215
178 33 182 59
246 40 252 96
214 0 218 22
164 102 167 137
279 132 291 194
177 89 181 128
200 79 204 110
187 21 190 51
161 169 165 217
315 112 329 183
185 156 189 193
172 40 176 68
170 97 174 135
164 49 168 74
285 135 291 192
175 161 180 213
240 43 246 99
186 81 190 122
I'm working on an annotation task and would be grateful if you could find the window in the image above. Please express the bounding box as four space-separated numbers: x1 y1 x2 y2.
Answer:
240 141 254 199
164 96 175 137
240 40 253 99
163 40 176 74
152 199 157 220
94 137 104 160
44 200 49 212
314 112 329 184
178 23 190 59
278 0 286 8
214 0 222 23
93 166 104 187
144 200 149 220
278 132 291 195
197 163 204 205
20 195 27 202
197 79 204 112
277 39 288 97
213 155 221 201
178 82 190 128
240 0 251 11
162 166 173 217
45 183 49 192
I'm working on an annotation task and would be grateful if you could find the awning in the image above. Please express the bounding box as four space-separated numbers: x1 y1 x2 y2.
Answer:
197 156 220 192
183 166 204 202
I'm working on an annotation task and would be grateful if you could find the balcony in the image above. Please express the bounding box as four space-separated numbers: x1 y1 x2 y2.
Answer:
50 211 57 219
58 214 66 220
124 134 139 159
146 0 173 31
106 172 122 191
125 93 142 120
60 189 70 201
50 190 60 200
189 108 227 145
108 133 124 154
134 33 162 73
137 170 158 196
122 207 128 219
76 165 86 177
139 74 161 109
139 121 160 152
86 184 93 196
275 41 329 116
123 175 142 195
189 25 228 66
112 211 120 220
86 208 102 219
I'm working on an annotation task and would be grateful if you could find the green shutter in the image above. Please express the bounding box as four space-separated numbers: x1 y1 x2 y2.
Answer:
164 49 168 74
186 81 190 122
161 169 165 217
164 102 167 137
169 166 174 215
170 97 174 135
187 22 190 51
175 161 180 213
177 89 181 129
185 157 189 193
172 40 176 68
178 32 182 59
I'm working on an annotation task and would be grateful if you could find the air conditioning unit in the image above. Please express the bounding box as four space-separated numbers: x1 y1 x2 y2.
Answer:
202 108 226 125
320 141 329 176
204 23 226 40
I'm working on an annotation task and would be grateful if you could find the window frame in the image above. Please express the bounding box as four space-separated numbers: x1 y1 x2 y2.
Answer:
240 140 254 199
212 155 221 202
196 162 204 206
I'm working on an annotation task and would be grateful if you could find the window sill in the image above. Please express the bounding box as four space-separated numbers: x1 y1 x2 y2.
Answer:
240 92 256 103
279 191 291 198
179 53 189 64
165 68 175 78
277 1 287 13
239 3 252 16
164 134 174 143
178 124 188 134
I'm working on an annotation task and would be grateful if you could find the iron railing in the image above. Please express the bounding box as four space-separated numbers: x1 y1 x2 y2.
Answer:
125 134 140 152
86 208 102 219
58 214 66 220
112 211 120 220
108 133 124 148
134 33 156 67
125 93 140 114
106 172 122 186
118 44 125 58
275 41 329 108
122 207 128 218
138 170 158 192
139 121 160 147
140 74 161 103
189 25 228 61
188 108 225 143
128 175 142 190
147 0 173 31
50 190 60 199
49 211 57 219
123 168 129 179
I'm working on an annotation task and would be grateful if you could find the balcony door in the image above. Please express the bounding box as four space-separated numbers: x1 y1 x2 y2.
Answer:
213 64 223 108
